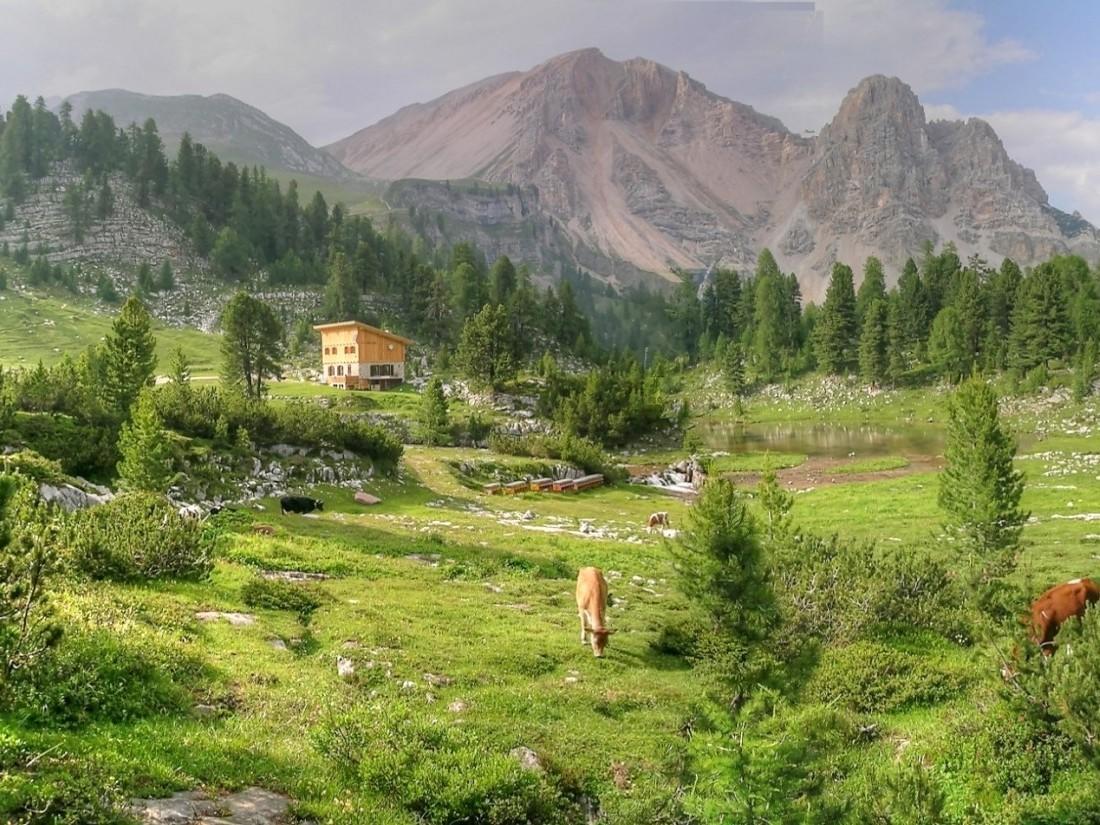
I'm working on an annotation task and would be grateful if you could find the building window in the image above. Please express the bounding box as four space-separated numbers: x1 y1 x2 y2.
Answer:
327 365 334 376
369 363 396 378
337 365 344 376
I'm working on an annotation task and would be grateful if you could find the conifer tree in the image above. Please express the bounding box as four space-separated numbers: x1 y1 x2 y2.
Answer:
938 377 1027 587
419 377 450 446
158 259 175 292
489 255 517 306
116 389 174 492
752 264 788 381
136 261 155 294
1008 263 1071 372
856 256 887 328
896 258 928 358
322 251 359 320
927 307 969 381
456 304 516 389
168 346 191 385
813 263 859 374
858 298 889 385
103 295 157 416
220 291 283 399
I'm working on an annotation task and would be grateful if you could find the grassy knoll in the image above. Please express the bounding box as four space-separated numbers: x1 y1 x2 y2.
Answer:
0 287 221 372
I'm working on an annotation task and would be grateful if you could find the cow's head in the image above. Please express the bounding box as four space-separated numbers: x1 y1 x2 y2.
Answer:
590 628 614 658
315 500 325 511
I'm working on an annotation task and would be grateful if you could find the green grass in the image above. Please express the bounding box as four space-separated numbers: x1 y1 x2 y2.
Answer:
708 451 807 473
833 455 911 474
0 287 221 372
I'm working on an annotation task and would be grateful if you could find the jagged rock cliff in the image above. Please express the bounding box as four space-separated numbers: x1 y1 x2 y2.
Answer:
328 50 1100 296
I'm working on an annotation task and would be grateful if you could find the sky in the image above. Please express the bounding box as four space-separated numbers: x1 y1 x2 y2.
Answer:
1 0 1098 222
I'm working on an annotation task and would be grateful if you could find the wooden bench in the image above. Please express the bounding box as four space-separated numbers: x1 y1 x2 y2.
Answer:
483 482 502 495
551 478 577 493
503 480 529 495
529 477 553 492
574 474 604 492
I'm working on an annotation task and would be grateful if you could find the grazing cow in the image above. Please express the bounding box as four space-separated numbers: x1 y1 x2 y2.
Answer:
279 495 324 516
647 511 670 531
1030 578 1100 655
576 567 614 657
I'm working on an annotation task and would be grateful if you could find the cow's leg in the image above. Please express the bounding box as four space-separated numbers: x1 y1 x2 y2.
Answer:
1038 616 1058 656
579 610 588 645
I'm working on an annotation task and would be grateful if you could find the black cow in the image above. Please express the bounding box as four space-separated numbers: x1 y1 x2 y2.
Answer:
280 495 324 516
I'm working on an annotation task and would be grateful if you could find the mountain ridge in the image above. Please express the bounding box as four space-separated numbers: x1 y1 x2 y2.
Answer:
65 88 356 181
326 49 1099 294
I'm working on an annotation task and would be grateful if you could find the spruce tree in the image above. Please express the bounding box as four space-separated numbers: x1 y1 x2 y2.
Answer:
158 259 175 291
419 377 450 446
938 377 1027 587
103 295 157 416
220 291 284 399
927 307 968 381
813 263 859 374
489 255 517 306
116 389 174 492
1008 264 1071 372
322 251 359 320
168 346 191 385
856 256 887 328
896 258 928 358
751 267 787 381
455 304 515 389
858 298 889 385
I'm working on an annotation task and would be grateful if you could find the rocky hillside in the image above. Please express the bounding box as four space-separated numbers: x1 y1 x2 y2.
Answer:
66 89 355 180
328 49 1100 295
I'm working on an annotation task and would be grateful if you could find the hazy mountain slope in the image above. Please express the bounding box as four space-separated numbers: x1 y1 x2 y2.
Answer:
66 89 354 180
327 49 1100 295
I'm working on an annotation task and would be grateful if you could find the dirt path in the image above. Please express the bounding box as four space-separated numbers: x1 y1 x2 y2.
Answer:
732 455 942 490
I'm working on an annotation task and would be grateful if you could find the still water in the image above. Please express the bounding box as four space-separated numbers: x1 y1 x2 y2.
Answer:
695 421 946 460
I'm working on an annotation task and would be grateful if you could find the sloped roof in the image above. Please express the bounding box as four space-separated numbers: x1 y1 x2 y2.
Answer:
312 320 413 345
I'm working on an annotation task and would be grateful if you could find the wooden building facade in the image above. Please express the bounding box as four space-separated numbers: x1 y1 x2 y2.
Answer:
314 321 412 390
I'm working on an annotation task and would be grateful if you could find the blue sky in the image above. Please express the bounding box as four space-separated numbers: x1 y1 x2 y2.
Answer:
0 0 1096 221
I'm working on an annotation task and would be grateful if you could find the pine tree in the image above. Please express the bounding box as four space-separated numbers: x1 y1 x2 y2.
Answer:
322 251 359 320
927 307 968 381
419 377 450 446
158 260 175 291
489 255 517 306
858 298 889 385
885 296 907 382
752 264 788 381
168 346 191 385
136 261 155 294
1008 263 1071 372
896 258 928 359
116 389 174 492
455 304 515 389
856 256 887 328
814 263 859 374
722 342 746 397
453 261 488 320
220 291 284 399
938 377 1027 587
103 295 157 416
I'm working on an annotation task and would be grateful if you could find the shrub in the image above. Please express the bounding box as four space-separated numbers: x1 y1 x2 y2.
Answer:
313 702 577 824
807 641 967 713
67 493 211 581
7 627 201 726
487 431 621 481
9 412 117 479
241 576 323 624
0 474 63 684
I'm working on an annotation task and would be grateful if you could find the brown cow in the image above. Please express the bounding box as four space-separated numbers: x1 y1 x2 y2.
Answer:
576 567 614 657
1030 578 1100 655
647 511 670 531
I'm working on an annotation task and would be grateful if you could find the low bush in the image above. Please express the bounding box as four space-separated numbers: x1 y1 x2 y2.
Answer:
313 702 579 824
807 641 967 713
66 493 212 581
241 576 323 624
487 431 622 481
8 412 117 479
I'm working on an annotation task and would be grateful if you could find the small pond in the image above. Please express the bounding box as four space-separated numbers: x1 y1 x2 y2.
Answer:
695 421 945 460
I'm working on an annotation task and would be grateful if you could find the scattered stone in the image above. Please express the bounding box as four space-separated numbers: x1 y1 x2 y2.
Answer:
261 570 330 582
268 638 288 652
38 482 113 512
400 680 417 692
405 553 442 566
485 583 504 594
448 700 469 713
192 703 219 720
354 491 382 505
337 656 355 680
509 746 545 774
195 611 255 626
423 672 453 687
520 510 536 521
128 786 296 825
610 761 631 790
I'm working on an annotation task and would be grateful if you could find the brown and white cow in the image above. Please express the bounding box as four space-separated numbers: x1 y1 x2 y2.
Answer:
576 567 613 657
647 512 670 531
1030 577 1100 655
